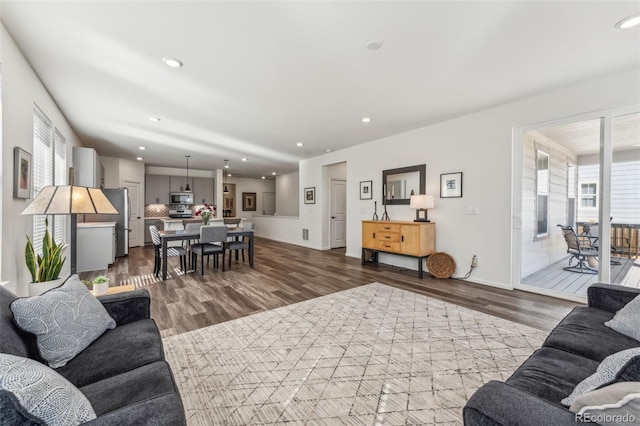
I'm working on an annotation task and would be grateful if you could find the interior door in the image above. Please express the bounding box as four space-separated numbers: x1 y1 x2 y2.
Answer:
330 180 347 248
123 180 141 248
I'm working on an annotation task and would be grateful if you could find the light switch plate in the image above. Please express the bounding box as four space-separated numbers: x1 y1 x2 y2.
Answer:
466 206 479 215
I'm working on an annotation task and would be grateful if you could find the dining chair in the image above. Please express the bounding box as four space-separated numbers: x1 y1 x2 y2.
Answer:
184 223 204 268
223 218 241 228
225 221 254 269
149 225 188 277
191 225 227 274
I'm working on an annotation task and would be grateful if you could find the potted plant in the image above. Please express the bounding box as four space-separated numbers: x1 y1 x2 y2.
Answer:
92 275 110 296
25 217 67 296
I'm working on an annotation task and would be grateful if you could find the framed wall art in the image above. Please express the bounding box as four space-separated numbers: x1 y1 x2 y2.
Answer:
359 181 373 200
14 147 32 199
242 192 257 211
304 187 316 204
440 172 463 198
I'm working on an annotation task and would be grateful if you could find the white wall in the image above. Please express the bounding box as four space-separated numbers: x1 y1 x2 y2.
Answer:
226 176 276 221
296 68 639 289
1 24 85 295
275 171 299 216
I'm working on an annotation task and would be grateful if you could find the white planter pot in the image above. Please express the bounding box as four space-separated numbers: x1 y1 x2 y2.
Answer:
92 282 109 296
28 278 65 297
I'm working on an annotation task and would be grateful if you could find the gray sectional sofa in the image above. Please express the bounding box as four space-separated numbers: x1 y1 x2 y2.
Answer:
0 284 186 425
463 283 640 425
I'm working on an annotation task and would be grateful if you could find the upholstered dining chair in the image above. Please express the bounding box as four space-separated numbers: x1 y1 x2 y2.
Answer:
190 225 227 274
149 225 188 278
225 221 254 269
223 218 241 228
184 222 204 268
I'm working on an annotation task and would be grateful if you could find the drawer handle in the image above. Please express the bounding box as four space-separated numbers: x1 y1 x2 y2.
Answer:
384 244 391 248
384 236 391 239
384 227 391 230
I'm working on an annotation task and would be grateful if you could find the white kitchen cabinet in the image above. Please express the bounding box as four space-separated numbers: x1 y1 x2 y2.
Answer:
73 147 104 188
77 222 116 272
170 176 193 193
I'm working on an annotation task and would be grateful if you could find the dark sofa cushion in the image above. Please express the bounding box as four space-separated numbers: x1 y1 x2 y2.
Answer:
506 347 599 405
55 319 164 388
0 286 37 359
543 307 640 362
79 361 180 416
82 393 186 426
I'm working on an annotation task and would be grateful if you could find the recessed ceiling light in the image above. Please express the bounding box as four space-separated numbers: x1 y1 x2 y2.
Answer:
242 158 248 162
361 117 371 123
139 146 146 150
227 173 232 177
616 13 640 29
136 157 143 161
261 176 266 179
272 172 276 175
149 117 161 122
163 57 183 68
296 142 304 147
365 40 383 50
326 149 333 153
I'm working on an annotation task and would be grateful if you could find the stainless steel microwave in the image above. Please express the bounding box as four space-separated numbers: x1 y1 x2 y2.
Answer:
170 192 194 205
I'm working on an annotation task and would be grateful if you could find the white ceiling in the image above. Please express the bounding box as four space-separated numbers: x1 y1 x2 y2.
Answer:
2 1 639 177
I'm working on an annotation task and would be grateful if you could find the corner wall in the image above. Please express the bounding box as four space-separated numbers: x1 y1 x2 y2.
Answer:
298 68 640 289
1 24 84 295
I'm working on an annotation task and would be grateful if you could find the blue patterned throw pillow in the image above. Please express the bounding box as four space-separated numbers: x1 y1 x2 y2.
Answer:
0 353 96 425
605 294 640 342
10 275 116 368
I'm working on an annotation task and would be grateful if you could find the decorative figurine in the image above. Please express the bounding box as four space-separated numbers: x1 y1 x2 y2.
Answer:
372 201 379 221
382 195 390 221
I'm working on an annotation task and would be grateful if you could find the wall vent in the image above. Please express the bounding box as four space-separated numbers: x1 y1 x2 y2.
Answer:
302 229 309 240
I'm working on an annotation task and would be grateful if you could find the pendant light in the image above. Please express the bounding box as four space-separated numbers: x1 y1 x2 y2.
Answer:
223 160 229 194
184 155 191 192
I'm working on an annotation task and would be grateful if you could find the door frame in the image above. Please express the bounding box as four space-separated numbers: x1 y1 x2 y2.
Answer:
511 103 639 299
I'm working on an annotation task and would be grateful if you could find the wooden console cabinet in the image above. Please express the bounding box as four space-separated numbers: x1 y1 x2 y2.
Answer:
361 220 435 278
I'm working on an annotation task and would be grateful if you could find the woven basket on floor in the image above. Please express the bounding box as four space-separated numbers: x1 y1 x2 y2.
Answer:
426 252 456 279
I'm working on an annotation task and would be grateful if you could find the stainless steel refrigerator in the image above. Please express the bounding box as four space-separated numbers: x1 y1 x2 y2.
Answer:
84 187 130 257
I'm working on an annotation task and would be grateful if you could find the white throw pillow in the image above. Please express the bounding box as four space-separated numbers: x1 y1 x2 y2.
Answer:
10 275 116 368
562 348 640 406
605 294 640 342
570 382 640 426
0 353 96 425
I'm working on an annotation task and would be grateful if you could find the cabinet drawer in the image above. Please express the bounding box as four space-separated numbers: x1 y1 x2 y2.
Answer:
377 232 400 242
376 223 400 233
375 241 400 252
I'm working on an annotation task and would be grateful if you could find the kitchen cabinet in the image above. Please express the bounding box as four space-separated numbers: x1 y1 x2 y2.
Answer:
193 177 214 205
145 175 170 205
77 222 116 272
144 219 164 245
170 176 193 193
73 147 104 188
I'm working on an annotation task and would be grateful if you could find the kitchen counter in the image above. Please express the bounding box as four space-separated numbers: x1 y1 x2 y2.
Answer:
79 221 117 228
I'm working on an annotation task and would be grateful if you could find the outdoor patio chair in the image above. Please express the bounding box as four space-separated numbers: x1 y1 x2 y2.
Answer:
557 225 598 274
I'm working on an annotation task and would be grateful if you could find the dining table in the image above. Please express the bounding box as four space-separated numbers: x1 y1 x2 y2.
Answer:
158 228 254 280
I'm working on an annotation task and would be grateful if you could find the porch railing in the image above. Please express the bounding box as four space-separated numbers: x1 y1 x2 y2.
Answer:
577 222 640 259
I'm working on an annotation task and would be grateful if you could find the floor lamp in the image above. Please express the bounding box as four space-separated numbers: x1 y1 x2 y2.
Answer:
21 185 118 274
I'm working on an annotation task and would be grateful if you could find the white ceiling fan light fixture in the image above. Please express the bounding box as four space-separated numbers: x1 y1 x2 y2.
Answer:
162 57 184 68
615 13 640 29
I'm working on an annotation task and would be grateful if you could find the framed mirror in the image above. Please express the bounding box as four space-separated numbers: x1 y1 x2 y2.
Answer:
382 164 426 205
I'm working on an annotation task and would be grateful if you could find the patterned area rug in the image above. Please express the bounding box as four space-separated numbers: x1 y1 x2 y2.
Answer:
163 283 546 425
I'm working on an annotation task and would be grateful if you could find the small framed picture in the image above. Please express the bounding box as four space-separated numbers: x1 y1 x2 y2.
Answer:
360 181 373 200
440 172 463 198
304 187 316 204
242 192 257 211
14 147 32 199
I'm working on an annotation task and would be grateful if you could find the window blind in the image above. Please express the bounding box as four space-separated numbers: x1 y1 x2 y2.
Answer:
54 129 67 244
32 105 53 255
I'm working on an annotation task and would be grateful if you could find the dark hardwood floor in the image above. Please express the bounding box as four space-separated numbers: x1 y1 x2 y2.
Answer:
92 237 580 338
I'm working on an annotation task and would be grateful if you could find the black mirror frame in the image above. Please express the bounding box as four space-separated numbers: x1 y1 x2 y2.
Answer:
382 164 426 205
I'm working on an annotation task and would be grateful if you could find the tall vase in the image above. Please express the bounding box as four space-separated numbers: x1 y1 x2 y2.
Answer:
28 278 65 296
202 216 210 225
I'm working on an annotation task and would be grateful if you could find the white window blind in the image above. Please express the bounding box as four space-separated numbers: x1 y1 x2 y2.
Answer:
32 106 53 255
54 129 67 244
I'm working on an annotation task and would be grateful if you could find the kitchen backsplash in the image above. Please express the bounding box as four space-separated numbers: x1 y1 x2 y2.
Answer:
144 205 170 218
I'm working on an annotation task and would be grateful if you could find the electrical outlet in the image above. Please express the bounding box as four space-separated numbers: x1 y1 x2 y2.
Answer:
471 255 478 268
